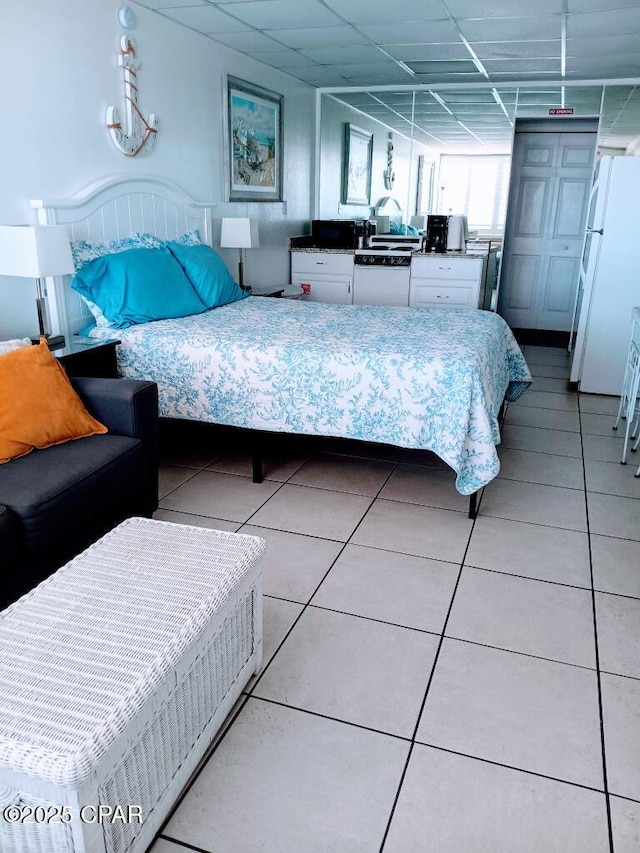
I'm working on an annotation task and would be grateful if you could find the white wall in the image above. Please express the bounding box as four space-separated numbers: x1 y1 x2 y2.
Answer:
0 0 315 338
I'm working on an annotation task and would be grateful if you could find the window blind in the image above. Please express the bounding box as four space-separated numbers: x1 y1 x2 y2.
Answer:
437 154 511 233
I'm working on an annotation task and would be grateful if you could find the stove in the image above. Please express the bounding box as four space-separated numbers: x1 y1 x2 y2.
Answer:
352 245 413 306
354 248 412 267
369 235 423 251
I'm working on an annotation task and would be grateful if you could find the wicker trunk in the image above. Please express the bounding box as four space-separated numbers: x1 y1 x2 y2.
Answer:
0 518 265 853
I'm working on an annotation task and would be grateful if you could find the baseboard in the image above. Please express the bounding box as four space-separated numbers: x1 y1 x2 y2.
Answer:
512 328 570 348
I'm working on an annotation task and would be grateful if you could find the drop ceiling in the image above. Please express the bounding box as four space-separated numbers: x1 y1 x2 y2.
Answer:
136 0 640 150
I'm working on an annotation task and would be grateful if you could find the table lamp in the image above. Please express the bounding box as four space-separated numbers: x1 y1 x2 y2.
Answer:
0 224 74 347
220 218 259 290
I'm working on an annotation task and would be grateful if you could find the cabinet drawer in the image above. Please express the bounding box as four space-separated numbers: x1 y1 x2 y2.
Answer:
291 273 352 304
411 257 482 281
291 251 354 276
410 282 477 308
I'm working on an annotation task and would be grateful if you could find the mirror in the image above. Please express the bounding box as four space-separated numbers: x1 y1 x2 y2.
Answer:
318 84 640 226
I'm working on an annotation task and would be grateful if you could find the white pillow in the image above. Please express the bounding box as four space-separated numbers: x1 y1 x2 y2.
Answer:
0 338 32 355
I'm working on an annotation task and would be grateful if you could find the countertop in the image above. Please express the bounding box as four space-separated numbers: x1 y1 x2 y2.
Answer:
290 246 356 254
289 246 487 259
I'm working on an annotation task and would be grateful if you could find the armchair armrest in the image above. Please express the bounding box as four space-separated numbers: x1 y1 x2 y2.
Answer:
70 377 158 443
70 377 160 516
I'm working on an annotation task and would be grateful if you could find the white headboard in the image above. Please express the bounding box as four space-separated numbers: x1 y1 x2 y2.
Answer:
30 174 216 341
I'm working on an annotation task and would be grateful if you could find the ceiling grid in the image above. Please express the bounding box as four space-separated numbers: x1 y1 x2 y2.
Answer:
135 0 640 150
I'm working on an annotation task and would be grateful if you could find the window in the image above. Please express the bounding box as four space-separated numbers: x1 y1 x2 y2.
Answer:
436 154 511 233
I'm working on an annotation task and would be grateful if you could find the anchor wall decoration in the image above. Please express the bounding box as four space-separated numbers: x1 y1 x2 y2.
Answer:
106 36 158 157
383 132 395 191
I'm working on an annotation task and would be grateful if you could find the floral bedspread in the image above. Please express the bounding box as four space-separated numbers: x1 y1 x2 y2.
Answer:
90 299 531 495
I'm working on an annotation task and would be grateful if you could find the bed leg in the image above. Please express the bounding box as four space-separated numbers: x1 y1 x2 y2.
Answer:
468 491 478 520
252 447 264 484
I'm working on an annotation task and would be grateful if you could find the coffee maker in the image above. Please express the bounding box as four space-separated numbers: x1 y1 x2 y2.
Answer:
356 219 376 248
425 215 449 253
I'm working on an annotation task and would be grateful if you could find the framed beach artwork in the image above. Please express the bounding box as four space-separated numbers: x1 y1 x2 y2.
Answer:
226 76 283 202
342 123 373 205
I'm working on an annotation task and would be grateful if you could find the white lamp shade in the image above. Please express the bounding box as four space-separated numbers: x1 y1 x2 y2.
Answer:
0 225 74 278
220 218 259 249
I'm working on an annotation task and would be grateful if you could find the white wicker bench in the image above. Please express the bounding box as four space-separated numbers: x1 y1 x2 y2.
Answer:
0 517 265 853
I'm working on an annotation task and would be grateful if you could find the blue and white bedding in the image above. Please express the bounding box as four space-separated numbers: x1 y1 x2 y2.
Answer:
89 299 531 495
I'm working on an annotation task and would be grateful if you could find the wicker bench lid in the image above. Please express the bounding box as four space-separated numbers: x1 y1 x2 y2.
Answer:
0 518 265 787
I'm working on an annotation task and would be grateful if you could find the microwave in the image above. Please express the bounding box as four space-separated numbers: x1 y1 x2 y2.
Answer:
311 219 358 249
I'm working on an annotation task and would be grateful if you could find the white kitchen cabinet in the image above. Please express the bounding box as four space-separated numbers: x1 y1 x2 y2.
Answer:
409 255 487 309
291 251 353 304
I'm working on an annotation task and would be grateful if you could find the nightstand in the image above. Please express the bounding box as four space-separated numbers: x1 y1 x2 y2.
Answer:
249 286 285 298
250 284 307 299
54 337 120 378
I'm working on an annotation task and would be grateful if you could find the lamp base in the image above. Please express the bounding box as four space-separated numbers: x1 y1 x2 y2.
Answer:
31 334 66 350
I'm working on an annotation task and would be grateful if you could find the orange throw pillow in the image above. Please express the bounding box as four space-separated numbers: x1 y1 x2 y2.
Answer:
0 340 107 463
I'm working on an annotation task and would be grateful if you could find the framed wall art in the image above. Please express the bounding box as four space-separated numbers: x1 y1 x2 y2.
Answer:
226 76 283 202
342 123 373 205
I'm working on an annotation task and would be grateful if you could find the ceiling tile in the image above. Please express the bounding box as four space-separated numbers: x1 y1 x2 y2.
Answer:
375 93 418 105
459 16 562 42
516 90 563 104
407 59 480 74
216 0 344 30
250 49 316 68
440 91 499 103
413 72 486 82
322 0 450 24
567 34 640 57
356 21 462 44
264 26 368 49
447 0 562 15
568 0 640 10
567 7 640 39
489 70 560 78
300 45 389 65
159 4 250 31
483 57 561 74
324 62 407 75
332 94 378 107
136 0 206 9
567 53 640 76
382 43 473 62
293 68 350 85
209 31 287 51
342 72 418 84
473 40 561 60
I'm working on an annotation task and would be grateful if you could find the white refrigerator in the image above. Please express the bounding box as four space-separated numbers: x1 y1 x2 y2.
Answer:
570 155 640 395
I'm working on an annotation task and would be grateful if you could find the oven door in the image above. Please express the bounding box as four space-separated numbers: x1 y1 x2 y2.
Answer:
352 265 410 306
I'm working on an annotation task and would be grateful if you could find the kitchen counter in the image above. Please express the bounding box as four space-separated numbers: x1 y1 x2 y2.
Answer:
288 246 355 254
289 245 488 259
419 251 486 259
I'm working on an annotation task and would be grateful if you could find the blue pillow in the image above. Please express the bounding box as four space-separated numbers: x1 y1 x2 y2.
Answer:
71 247 207 329
166 242 248 309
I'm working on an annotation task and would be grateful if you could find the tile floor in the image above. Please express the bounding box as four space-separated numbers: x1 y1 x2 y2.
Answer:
149 345 640 853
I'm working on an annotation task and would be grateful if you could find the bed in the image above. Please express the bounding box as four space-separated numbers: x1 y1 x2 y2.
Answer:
31 175 531 517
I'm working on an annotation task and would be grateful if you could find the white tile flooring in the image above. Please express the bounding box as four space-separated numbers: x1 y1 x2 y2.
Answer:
149 345 640 853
